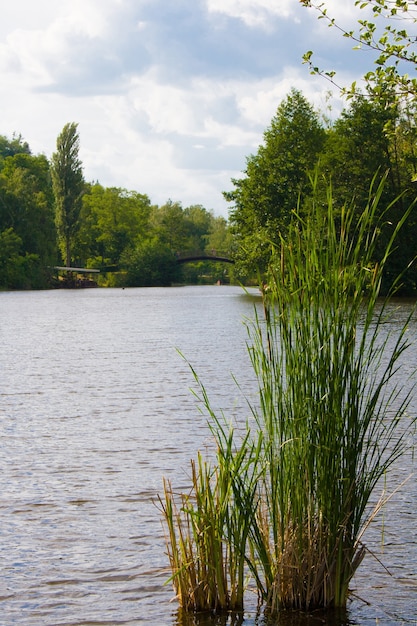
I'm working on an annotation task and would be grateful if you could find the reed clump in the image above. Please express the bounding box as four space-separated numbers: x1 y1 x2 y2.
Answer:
160 435 255 613
160 173 416 616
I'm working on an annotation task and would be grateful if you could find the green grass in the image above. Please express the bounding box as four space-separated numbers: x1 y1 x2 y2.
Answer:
160 171 416 615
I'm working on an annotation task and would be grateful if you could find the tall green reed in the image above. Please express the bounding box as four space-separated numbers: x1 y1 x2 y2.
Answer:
244 172 416 610
160 172 416 615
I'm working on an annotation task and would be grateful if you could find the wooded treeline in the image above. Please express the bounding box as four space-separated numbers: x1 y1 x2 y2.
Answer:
0 132 231 289
225 89 417 294
1 87 417 292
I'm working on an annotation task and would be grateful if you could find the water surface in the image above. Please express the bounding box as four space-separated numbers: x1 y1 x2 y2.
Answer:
0 286 416 625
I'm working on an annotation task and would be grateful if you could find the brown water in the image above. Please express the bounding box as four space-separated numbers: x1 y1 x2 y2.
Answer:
0 286 416 625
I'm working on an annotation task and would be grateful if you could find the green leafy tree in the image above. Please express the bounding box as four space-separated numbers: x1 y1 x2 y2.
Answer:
77 184 152 267
299 1 417 292
205 215 232 255
323 95 417 291
0 152 56 288
150 200 190 253
322 97 395 205
0 228 28 289
182 204 213 253
51 122 85 267
224 89 326 277
1 154 56 257
121 238 181 287
0 133 31 164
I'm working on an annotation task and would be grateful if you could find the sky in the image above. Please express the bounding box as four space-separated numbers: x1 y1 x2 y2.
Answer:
1 0 372 217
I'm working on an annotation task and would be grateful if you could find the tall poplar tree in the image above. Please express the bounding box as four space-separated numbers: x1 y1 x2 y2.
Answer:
51 122 84 267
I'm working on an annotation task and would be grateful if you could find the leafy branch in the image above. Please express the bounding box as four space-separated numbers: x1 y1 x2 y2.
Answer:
300 0 417 98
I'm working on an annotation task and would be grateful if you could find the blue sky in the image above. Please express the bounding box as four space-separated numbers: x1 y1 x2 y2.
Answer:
1 0 372 217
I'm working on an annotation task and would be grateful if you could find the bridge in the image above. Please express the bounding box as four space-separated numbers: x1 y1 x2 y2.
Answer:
177 252 234 264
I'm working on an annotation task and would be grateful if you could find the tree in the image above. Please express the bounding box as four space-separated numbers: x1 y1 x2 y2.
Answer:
150 200 190 253
322 97 396 206
51 123 85 267
121 238 181 287
224 89 326 277
205 215 233 256
0 228 27 289
183 204 213 252
77 184 152 267
322 95 417 291
1 153 56 256
300 0 417 291
0 133 31 163
0 152 57 288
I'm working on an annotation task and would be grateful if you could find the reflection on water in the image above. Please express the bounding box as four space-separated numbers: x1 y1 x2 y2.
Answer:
0 286 416 625
174 608 245 626
174 607 354 626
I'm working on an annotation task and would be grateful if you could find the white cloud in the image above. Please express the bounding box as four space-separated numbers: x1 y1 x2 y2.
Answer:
0 1 55 38
206 0 295 28
236 68 349 128
302 0 375 35
130 76 200 136
0 0 371 216
0 0 139 92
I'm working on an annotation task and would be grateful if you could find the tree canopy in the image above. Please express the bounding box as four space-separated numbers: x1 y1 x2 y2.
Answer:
224 89 326 277
0 150 56 289
225 87 417 291
76 184 152 269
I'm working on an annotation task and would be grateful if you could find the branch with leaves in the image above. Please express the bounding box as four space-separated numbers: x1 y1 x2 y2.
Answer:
300 0 417 99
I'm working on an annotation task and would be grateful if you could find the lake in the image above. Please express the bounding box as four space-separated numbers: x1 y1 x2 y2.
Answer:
0 285 416 625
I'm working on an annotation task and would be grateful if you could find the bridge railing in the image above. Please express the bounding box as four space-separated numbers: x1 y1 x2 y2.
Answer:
176 250 234 264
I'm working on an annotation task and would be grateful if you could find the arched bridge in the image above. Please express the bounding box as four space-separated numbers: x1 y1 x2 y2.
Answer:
176 252 234 264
